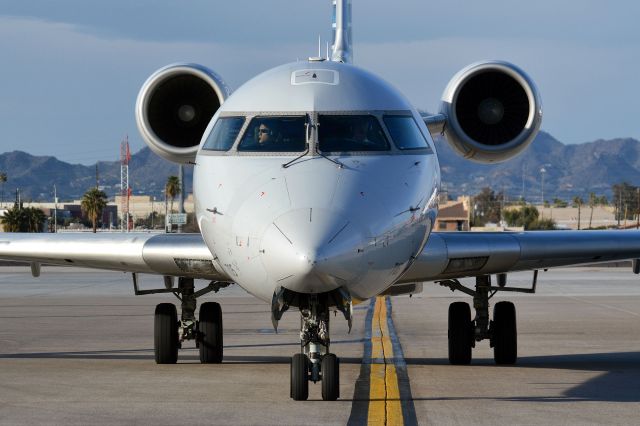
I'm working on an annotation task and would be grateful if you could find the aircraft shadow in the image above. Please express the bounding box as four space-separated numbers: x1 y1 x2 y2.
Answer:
401 351 640 403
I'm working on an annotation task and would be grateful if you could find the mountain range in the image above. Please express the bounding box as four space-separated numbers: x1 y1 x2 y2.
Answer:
1 131 639 203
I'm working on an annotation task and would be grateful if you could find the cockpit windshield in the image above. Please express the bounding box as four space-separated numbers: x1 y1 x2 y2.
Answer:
237 116 307 152
318 115 389 152
202 117 245 151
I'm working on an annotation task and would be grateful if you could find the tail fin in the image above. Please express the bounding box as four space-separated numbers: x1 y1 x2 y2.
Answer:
331 0 353 63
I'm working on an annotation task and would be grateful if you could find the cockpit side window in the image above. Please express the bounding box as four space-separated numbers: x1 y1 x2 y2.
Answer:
202 117 245 151
383 115 431 151
238 116 307 152
318 115 390 152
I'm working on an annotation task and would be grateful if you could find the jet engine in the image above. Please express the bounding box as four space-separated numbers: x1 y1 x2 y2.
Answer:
135 63 231 163
439 61 542 163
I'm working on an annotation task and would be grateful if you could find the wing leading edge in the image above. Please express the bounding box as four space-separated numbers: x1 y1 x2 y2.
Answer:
400 230 640 283
0 233 228 281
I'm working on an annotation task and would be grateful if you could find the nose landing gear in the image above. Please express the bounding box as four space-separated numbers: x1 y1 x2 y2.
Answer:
286 292 349 401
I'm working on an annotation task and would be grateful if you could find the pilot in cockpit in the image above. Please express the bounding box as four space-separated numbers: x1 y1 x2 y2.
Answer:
257 121 279 146
349 120 373 146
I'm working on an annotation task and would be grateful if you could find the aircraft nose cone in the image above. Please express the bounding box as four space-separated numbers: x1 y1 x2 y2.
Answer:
260 208 364 293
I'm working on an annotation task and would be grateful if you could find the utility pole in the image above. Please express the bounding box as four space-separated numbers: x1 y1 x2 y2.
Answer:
617 187 622 228
53 184 58 233
177 165 184 233
500 184 505 225
637 187 639 229
540 167 546 218
521 163 526 202
120 136 131 232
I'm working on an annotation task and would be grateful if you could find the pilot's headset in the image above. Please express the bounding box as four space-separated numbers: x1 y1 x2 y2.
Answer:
255 120 276 141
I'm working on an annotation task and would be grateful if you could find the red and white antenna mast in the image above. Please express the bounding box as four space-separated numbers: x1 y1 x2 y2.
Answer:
120 135 131 232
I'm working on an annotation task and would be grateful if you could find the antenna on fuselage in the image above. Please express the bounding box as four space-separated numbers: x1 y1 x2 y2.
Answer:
330 0 352 63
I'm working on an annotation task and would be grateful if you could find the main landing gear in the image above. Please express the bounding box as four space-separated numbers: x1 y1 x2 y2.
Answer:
132 274 230 364
273 289 352 401
438 272 538 365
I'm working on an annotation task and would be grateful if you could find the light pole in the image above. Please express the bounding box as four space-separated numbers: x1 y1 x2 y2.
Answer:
540 167 546 217
53 184 57 233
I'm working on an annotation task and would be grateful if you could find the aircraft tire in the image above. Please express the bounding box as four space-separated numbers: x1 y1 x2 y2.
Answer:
154 303 179 364
448 301 472 365
493 301 517 365
290 353 309 401
321 353 340 401
199 302 223 363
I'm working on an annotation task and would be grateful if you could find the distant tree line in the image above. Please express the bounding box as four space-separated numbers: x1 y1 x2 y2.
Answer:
469 184 637 230
0 203 46 232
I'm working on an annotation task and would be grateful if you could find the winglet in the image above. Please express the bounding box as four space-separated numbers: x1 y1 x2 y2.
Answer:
331 0 353 63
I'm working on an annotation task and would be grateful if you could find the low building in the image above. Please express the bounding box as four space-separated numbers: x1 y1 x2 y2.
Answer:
435 196 471 231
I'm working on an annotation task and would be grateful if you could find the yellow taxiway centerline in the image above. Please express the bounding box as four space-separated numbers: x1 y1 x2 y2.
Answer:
367 296 403 425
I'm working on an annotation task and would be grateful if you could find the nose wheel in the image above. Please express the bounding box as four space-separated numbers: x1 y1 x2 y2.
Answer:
289 352 340 401
290 353 310 401
321 353 340 401
289 295 342 401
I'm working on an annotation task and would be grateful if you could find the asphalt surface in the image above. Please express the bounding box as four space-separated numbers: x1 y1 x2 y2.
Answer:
1 266 640 425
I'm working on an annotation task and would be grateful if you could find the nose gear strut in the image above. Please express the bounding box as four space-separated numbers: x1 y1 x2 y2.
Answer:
276 287 351 401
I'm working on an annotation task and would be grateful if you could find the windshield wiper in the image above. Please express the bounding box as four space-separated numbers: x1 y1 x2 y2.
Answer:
282 114 313 169
315 146 344 168
282 144 310 168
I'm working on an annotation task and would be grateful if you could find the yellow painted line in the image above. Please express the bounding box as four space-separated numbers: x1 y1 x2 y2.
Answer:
367 297 404 426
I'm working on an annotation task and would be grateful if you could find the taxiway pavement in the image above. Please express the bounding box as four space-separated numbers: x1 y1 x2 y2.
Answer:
1 266 639 425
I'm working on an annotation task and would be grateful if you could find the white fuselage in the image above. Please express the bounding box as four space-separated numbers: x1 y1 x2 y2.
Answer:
193 61 440 303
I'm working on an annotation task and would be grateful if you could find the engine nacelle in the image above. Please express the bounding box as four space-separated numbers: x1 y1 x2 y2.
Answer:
440 61 542 163
135 63 231 163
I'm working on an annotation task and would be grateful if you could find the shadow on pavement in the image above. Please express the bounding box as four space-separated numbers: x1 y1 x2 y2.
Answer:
402 351 640 403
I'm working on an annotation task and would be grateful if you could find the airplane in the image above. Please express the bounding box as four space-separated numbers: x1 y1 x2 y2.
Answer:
2 0 640 402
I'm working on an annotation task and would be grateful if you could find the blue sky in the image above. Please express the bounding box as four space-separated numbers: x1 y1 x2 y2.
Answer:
0 0 638 164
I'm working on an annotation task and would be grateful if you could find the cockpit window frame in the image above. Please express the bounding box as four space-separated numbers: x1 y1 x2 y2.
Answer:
237 115 309 154
198 110 435 157
316 113 392 153
201 115 247 152
382 113 434 152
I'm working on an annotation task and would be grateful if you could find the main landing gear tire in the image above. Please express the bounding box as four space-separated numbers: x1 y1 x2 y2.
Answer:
290 353 310 401
199 302 223 364
492 301 517 365
448 301 473 365
154 303 178 364
321 353 340 401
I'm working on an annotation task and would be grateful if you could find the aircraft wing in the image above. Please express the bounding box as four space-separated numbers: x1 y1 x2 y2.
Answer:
0 232 228 281
400 230 640 283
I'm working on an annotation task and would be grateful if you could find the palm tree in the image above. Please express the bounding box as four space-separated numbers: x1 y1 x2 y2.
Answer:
24 207 46 232
0 206 22 232
81 188 108 233
588 192 597 229
573 196 584 230
165 175 181 214
0 205 44 232
0 172 6 208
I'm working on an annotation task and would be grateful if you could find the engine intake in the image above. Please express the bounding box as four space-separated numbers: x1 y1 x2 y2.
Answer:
440 61 542 163
135 63 231 163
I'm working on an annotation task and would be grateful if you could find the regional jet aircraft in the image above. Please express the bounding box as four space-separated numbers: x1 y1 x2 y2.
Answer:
3 0 640 401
